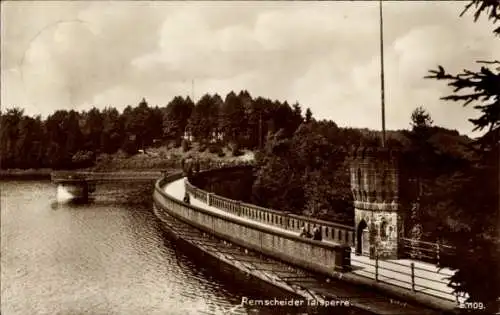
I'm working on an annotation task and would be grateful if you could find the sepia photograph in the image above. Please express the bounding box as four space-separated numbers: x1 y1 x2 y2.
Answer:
1 1 499 314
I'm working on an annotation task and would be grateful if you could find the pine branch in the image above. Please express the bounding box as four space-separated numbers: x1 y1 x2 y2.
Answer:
461 0 500 35
426 64 500 135
477 60 500 64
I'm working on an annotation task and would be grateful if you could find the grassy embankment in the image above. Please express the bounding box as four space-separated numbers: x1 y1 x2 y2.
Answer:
92 142 255 171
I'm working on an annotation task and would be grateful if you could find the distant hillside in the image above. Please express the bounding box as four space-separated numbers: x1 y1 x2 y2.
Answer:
92 141 256 171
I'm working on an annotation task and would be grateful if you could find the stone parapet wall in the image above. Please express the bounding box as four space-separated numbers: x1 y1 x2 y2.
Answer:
185 168 355 246
154 174 351 274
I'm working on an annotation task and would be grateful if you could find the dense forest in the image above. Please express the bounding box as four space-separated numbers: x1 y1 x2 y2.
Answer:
0 91 305 170
251 111 476 227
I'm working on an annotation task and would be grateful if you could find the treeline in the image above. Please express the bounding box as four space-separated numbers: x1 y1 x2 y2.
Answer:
0 91 308 169
250 109 477 230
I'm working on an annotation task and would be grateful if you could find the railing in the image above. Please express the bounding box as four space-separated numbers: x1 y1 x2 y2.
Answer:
350 251 465 304
401 238 455 265
182 159 255 173
185 177 355 247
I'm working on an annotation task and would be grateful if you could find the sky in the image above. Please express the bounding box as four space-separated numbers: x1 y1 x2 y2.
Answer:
1 1 498 137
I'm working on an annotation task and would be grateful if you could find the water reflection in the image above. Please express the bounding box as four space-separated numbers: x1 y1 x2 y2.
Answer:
1 181 357 315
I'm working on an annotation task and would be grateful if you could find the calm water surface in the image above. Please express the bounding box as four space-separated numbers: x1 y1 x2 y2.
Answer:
1 181 298 315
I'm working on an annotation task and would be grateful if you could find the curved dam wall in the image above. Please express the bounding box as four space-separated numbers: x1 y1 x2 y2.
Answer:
186 166 355 247
154 173 351 275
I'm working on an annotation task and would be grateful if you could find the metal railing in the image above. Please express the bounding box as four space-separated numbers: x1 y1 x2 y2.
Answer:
400 238 455 265
350 251 464 304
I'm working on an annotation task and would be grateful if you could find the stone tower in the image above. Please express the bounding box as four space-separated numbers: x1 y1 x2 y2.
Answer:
349 147 412 260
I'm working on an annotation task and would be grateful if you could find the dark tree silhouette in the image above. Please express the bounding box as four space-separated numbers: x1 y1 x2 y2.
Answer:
410 106 434 130
163 96 194 142
425 1 500 311
188 94 222 142
460 0 500 36
221 91 246 145
305 108 313 123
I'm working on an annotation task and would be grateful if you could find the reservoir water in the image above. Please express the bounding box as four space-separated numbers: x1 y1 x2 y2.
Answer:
1 180 304 315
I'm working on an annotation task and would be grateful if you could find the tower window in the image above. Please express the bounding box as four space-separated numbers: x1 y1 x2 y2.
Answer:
380 220 388 241
381 170 389 187
357 168 362 187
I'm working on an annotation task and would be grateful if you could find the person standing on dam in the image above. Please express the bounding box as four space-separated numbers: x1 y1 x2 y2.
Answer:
183 192 190 204
312 226 322 241
299 224 312 238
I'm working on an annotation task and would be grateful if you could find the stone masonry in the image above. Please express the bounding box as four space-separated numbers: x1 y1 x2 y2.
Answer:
349 147 410 260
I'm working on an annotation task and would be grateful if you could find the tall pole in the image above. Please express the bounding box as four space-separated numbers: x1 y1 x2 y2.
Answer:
379 0 386 148
191 79 195 101
259 112 263 149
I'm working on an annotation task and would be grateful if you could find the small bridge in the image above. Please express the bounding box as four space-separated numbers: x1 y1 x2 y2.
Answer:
51 170 168 202
50 171 166 184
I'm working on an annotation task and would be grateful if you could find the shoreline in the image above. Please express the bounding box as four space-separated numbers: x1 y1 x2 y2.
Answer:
0 168 175 180
0 169 53 180
0 144 255 180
